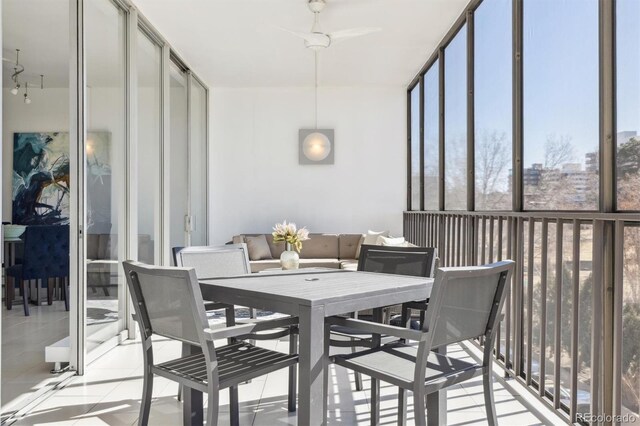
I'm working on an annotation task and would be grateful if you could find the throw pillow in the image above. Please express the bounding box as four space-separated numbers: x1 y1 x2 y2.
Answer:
378 236 408 247
245 235 273 260
356 230 390 258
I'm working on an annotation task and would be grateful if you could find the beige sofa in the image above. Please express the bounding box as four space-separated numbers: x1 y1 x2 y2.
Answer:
232 233 363 273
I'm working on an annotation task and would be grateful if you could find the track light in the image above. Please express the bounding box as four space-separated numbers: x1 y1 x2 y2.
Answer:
23 83 31 104
10 85 19 95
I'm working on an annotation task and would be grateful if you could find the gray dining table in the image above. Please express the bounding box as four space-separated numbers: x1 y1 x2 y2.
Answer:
195 269 438 426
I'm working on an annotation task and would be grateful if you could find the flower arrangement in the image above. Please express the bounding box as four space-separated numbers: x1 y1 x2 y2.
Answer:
272 220 310 253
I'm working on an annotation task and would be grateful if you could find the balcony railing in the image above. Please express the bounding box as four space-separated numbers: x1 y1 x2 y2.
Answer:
404 211 640 425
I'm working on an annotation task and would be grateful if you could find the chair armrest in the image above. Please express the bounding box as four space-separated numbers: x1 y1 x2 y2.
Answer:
236 316 299 332
204 301 233 311
205 317 299 341
326 316 426 342
204 323 258 340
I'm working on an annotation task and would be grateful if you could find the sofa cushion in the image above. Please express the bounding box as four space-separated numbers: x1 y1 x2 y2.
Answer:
267 237 286 258
250 259 283 273
339 259 359 271
356 230 389 258
300 234 339 259
245 235 273 260
339 234 364 260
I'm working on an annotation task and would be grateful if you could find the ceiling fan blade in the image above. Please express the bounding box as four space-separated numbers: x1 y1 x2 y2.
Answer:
328 27 381 41
275 26 318 43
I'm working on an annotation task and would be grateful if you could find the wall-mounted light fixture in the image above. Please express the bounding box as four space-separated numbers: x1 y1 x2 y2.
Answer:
299 129 334 164
299 51 334 165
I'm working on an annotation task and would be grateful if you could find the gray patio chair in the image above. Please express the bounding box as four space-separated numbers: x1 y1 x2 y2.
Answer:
172 244 298 413
123 261 299 426
326 260 514 426
329 244 438 390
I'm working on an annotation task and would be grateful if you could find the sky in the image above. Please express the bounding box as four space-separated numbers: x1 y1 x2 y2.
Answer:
411 0 639 179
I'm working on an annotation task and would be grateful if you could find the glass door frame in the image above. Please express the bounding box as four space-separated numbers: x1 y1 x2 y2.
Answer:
69 0 209 374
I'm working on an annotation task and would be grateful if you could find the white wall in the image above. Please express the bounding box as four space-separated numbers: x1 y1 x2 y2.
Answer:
209 86 406 244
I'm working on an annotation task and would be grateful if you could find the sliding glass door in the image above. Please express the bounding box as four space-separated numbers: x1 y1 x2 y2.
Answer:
189 78 208 246
84 0 127 355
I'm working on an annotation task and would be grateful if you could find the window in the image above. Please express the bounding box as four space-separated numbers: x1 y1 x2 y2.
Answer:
409 83 421 210
423 63 440 210
444 26 467 210
190 78 208 245
523 0 599 210
616 0 640 211
137 29 162 263
474 0 512 211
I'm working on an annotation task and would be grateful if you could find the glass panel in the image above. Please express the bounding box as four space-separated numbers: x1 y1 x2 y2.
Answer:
523 0 599 210
190 78 207 246
137 30 162 264
2 0 71 410
423 63 439 210
85 0 126 350
622 226 640 421
616 0 640 211
169 62 188 254
444 26 467 211
474 0 512 211
410 84 421 210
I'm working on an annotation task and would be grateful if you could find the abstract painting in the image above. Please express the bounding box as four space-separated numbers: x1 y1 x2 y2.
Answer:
12 131 111 226
12 132 70 225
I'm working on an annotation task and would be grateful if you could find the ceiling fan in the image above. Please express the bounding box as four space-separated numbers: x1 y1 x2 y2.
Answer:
278 0 381 50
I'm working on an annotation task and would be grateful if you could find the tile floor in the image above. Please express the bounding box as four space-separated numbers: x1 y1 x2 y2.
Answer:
9 335 566 425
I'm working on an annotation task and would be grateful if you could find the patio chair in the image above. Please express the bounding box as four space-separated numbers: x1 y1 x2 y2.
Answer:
326 260 514 426
172 244 298 412
123 261 299 426
329 244 437 390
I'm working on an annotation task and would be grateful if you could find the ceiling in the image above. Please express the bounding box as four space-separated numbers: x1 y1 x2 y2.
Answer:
133 0 470 88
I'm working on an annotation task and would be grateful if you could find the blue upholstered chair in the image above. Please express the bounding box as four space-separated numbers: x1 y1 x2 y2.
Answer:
5 225 70 316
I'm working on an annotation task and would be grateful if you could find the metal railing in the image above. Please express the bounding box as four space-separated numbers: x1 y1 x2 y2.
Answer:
404 210 640 424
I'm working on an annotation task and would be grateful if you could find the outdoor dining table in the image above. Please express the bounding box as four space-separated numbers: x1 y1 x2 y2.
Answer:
192 269 439 426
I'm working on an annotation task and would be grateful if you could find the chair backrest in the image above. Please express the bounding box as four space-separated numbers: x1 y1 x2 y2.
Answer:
357 244 437 278
22 224 70 280
422 260 514 350
173 244 251 279
123 261 209 346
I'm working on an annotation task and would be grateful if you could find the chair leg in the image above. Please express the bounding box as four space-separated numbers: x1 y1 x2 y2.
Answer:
21 281 30 316
397 388 407 426
206 383 220 426
6 276 13 310
351 338 363 391
229 386 239 426
64 278 70 311
47 278 54 305
483 367 497 426
139 365 153 425
288 329 298 412
413 389 427 426
370 378 380 426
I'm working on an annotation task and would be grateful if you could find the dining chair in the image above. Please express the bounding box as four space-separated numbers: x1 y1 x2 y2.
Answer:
5 225 70 315
172 244 299 413
123 261 299 426
326 260 515 426
329 244 437 390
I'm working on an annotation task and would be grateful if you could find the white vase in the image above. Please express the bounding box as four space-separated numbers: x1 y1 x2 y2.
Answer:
280 243 300 270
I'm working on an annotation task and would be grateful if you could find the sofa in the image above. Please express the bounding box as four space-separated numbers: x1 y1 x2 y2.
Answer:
232 233 364 273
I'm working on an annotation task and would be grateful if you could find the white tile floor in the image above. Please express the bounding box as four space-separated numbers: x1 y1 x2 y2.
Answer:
9 335 567 426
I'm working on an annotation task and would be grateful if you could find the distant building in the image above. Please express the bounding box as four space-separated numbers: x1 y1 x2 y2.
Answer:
585 151 598 173
523 163 543 187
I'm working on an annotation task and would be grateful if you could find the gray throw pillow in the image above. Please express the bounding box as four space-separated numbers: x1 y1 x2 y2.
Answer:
245 235 273 260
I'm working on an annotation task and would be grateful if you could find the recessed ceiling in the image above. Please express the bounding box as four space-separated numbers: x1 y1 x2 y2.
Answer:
132 0 470 88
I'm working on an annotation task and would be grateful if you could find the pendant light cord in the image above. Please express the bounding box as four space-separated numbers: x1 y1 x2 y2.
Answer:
314 50 318 129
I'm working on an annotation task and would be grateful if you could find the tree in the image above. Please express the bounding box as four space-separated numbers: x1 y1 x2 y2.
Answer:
475 130 511 210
